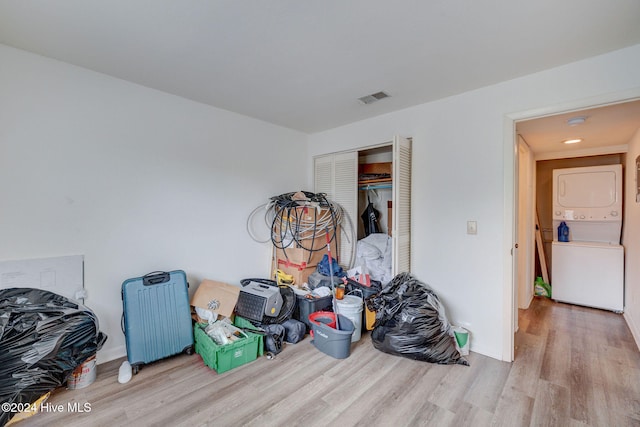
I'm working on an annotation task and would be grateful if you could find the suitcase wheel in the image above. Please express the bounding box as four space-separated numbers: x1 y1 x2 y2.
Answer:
132 364 140 375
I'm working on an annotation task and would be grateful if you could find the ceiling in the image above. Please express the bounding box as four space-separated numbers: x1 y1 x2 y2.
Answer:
517 100 640 158
1 1 640 135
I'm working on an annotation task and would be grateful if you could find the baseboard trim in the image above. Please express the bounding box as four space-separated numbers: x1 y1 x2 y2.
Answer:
97 345 126 365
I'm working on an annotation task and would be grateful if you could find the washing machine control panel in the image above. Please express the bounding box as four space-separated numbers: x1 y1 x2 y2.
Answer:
554 209 620 221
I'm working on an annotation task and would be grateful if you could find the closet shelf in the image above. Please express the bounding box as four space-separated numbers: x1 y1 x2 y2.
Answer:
358 162 392 190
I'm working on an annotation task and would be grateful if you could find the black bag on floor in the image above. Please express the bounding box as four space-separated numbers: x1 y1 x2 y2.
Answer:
262 324 285 355
0 288 107 427
281 319 305 344
366 273 468 366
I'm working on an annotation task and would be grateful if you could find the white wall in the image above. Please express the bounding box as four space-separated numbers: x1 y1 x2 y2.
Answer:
624 127 640 347
308 44 640 360
0 44 308 362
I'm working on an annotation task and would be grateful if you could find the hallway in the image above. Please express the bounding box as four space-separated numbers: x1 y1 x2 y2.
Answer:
513 296 640 425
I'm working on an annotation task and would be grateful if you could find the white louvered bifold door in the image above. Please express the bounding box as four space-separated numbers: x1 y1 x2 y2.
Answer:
392 136 412 275
333 152 358 269
314 154 334 199
314 152 358 269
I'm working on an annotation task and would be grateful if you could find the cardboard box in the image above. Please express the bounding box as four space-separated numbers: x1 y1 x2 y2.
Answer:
275 247 321 268
273 223 340 268
272 206 339 259
273 262 317 288
191 279 240 322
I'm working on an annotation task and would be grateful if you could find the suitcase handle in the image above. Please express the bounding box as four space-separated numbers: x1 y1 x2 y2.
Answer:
143 271 170 286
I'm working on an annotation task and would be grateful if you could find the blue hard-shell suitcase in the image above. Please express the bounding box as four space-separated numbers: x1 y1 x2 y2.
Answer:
121 270 194 374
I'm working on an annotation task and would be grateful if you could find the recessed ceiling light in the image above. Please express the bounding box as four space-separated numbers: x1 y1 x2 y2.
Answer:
567 116 587 126
563 138 582 144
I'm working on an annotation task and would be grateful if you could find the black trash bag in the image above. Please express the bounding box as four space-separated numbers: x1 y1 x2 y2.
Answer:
0 288 107 426
366 273 469 366
360 193 381 236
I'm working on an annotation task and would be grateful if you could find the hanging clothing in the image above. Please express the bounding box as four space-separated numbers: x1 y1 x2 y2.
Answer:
360 193 381 236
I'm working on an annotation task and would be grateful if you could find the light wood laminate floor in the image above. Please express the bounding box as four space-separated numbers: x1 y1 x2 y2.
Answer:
20 297 640 427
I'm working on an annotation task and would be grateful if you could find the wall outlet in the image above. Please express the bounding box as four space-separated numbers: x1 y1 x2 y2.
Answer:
467 221 477 235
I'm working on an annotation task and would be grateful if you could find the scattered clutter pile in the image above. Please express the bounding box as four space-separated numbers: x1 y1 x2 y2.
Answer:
1 191 471 425
241 190 470 364
268 191 344 286
115 238 469 378
191 278 299 370
0 288 107 426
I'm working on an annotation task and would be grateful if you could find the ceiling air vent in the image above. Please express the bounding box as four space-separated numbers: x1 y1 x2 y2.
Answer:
358 91 390 105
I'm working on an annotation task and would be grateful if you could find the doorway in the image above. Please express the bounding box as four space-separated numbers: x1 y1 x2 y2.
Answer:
503 91 640 362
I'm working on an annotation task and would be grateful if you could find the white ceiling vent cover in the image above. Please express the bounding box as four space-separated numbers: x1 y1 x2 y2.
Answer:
358 91 390 105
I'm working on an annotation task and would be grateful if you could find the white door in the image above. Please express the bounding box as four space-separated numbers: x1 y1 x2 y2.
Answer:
392 136 411 274
517 136 535 309
314 155 334 197
333 152 358 268
314 152 358 269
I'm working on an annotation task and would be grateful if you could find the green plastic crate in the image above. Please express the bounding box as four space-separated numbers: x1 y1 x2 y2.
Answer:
194 317 263 374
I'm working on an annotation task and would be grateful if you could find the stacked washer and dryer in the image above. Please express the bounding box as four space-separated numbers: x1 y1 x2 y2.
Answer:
551 164 624 312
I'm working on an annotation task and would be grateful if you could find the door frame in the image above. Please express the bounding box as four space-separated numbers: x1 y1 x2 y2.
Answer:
502 88 640 362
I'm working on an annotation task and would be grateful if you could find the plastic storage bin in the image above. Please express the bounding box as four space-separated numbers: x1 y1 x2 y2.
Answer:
194 317 264 374
294 294 334 332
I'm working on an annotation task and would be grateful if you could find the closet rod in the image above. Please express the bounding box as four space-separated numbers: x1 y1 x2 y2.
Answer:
358 183 392 190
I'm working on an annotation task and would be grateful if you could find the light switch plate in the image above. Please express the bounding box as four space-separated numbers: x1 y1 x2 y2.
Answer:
467 221 477 235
